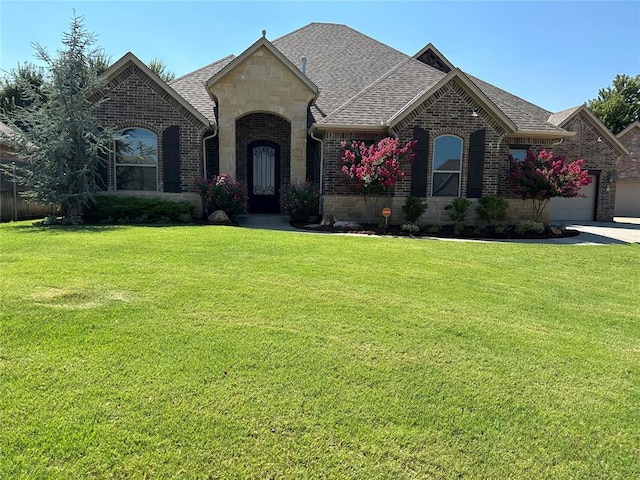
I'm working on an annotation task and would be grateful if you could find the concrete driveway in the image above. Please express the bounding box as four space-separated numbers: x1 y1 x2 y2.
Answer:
549 218 640 245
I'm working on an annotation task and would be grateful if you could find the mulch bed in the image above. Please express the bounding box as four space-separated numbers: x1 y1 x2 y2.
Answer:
291 222 581 240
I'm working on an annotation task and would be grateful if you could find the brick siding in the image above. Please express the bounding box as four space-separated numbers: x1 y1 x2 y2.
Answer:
617 124 640 182
92 64 210 194
235 113 291 187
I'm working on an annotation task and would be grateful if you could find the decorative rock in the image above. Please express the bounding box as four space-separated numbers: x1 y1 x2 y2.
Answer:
321 213 336 227
333 220 362 230
208 210 232 225
549 225 564 236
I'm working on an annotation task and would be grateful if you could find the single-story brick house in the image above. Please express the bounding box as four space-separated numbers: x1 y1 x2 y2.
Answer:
92 23 629 223
614 121 640 217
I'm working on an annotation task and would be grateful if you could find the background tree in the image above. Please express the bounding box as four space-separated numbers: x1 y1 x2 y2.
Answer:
587 74 640 134
0 13 117 218
507 150 592 223
90 49 112 76
148 58 176 82
0 63 48 119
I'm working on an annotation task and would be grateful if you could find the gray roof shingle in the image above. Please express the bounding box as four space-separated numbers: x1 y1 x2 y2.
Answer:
169 22 570 135
169 55 235 123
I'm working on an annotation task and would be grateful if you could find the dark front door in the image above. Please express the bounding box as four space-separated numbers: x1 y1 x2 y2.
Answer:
247 140 281 213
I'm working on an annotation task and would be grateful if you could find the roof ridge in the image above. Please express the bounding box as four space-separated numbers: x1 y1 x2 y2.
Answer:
272 21 347 44
321 57 412 124
170 54 235 84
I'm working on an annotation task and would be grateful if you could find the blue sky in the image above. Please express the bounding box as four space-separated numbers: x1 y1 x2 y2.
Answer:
1 1 638 113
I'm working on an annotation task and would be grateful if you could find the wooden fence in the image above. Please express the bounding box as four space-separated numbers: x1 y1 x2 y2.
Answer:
0 175 54 222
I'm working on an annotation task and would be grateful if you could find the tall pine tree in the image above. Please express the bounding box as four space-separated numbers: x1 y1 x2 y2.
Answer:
0 13 116 217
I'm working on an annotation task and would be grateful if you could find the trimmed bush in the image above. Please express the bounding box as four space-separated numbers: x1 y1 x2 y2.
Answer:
83 196 194 224
476 196 509 224
402 196 428 224
195 174 248 219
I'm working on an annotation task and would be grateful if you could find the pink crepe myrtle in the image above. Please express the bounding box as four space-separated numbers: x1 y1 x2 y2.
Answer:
340 137 416 195
507 149 592 222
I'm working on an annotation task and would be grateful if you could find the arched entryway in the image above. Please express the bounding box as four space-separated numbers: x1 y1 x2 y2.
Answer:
247 140 281 213
236 113 291 213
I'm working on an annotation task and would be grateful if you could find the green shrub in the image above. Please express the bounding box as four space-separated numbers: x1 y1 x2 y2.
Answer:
476 196 509 224
280 182 319 222
402 196 428 224
83 196 194 224
515 221 545 235
447 198 472 223
195 174 248 219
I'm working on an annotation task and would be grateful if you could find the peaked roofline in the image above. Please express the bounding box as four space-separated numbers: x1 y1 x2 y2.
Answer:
386 68 518 133
412 42 454 71
550 105 630 156
101 52 212 127
617 120 640 138
205 36 319 99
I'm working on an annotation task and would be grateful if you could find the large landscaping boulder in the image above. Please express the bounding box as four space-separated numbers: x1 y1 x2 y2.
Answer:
208 210 233 225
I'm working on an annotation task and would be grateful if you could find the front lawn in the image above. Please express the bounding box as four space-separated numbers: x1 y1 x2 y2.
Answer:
1 222 638 478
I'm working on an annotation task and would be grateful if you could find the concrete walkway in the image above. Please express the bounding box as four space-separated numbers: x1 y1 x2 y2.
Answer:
236 214 640 245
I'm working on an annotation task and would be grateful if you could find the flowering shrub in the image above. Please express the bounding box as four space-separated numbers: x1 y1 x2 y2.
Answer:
340 137 416 195
280 182 319 222
507 150 591 222
194 174 248 219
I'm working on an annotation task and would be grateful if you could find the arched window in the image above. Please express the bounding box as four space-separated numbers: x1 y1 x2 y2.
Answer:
115 128 158 191
432 135 462 196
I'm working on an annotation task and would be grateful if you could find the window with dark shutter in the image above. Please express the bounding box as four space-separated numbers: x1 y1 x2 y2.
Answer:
466 129 485 198
410 127 429 197
162 125 181 193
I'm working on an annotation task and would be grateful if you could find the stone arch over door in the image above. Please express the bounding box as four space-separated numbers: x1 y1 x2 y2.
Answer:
236 112 291 213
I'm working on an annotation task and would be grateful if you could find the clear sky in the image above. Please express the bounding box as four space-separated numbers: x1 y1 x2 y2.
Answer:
1 0 638 113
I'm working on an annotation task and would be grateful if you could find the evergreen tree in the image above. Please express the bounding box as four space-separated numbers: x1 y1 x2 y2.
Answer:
0 13 117 217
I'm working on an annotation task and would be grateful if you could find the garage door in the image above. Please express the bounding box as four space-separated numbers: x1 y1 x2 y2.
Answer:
614 182 640 217
550 175 596 222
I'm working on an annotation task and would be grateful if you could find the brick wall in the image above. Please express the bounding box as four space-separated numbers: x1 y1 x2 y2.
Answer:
93 64 209 194
235 113 291 186
553 112 620 221
617 124 640 182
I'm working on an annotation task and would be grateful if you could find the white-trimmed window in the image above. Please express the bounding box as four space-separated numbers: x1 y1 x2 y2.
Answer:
115 128 158 191
432 135 462 196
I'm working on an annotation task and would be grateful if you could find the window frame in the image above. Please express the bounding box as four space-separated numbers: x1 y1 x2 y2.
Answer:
432 134 463 197
114 127 159 192
509 144 530 163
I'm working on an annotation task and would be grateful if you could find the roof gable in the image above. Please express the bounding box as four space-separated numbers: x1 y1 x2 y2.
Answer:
413 43 453 73
101 52 212 127
387 68 518 133
205 36 318 98
549 105 629 156
617 120 640 138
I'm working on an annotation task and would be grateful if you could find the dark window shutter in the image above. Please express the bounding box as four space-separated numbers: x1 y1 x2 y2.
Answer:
466 128 485 198
162 125 181 193
410 127 429 197
97 149 108 191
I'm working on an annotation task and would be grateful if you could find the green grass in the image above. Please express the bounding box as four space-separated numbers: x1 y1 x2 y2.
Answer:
1 222 639 478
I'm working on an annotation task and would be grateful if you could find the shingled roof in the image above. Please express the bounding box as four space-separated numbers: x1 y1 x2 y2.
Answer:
170 55 235 123
168 22 573 136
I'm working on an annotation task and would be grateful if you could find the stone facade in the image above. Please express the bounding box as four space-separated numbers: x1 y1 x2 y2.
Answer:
209 44 316 186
